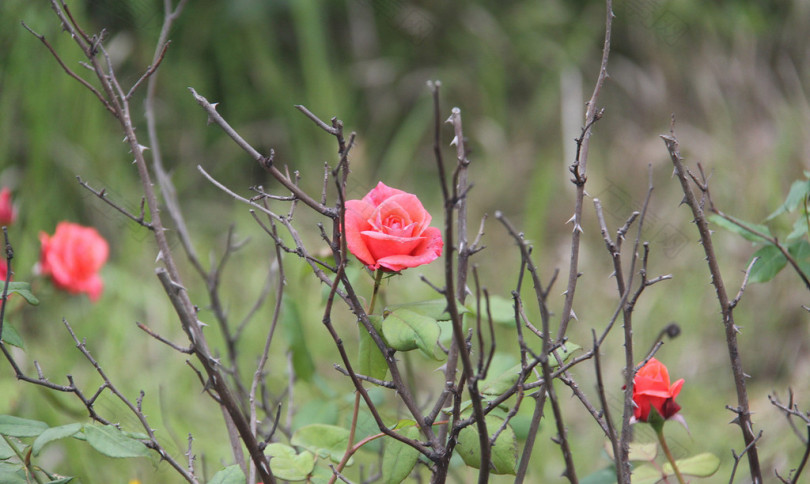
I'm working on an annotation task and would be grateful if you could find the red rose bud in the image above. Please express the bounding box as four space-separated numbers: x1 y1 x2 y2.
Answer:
39 222 109 301
0 188 17 226
344 182 443 272
632 358 684 422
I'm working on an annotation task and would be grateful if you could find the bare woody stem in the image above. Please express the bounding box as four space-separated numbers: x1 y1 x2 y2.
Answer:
557 0 613 343
31 3 275 482
662 133 763 483
428 82 490 484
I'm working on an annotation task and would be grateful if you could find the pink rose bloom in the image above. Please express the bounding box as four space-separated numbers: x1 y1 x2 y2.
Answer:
39 222 109 301
345 182 443 272
0 188 17 226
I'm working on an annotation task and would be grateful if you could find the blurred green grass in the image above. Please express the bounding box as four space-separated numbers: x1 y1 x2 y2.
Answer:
2 0 810 482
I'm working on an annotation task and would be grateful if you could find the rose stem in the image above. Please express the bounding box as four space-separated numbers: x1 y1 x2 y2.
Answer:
656 426 686 484
368 268 384 315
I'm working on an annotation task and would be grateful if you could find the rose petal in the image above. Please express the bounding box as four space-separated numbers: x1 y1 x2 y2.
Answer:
384 194 430 226
370 199 415 233
375 227 443 271
361 231 424 262
362 182 409 207
635 389 675 398
345 200 377 268
669 378 684 398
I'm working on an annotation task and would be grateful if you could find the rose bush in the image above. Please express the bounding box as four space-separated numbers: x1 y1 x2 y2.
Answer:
345 182 443 272
632 358 684 422
39 222 109 301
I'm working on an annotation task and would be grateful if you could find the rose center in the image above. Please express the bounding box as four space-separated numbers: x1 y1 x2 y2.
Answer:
383 215 404 230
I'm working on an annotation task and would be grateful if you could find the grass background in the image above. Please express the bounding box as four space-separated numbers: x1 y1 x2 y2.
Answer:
2 0 810 482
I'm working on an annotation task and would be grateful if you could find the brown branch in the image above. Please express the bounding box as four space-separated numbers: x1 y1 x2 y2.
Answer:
30 6 268 476
189 88 335 218
126 40 171 100
61 318 199 483
662 130 763 483
21 22 115 116
427 82 490 484
77 177 153 229
592 330 621 483
557 0 613 343
136 322 194 354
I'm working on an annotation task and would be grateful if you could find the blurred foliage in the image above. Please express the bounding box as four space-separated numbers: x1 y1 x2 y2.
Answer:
2 0 810 482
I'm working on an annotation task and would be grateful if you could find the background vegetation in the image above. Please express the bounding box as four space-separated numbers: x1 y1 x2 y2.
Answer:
1 0 809 482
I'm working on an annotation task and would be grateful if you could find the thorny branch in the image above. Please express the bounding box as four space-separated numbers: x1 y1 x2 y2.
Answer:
0 232 196 482
25 2 275 482
558 0 614 344
662 129 763 483
428 81 491 484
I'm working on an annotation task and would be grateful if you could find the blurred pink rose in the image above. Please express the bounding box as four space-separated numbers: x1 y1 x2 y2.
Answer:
345 182 443 272
0 188 17 226
39 222 109 301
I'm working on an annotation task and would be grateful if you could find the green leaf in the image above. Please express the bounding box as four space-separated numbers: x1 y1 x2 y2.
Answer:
291 424 351 464
391 419 418 430
480 343 581 396
121 430 150 441
266 443 315 481
0 436 15 459
630 465 666 484
83 425 149 458
708 214 772 243
291 399 339 433
788 239 810 277
46 478 73 484
208 464 245 484
32 423 82 456
381 423 420 484
356 315 388 381
603 440 657 461
479 353 519 395
666 452 720 477
507 413 533 441
1 282 39 306
0 415 48 438
382 309 443 360
628 442 657 461
0 324 23 349
766 179 810 220
580 466 617 484
386 298 469 321
281 298 316 382
632 453 720 484
551 342 582 366
308 465 333 483
456 415 517 475
475 294 516 325
0 467 28 484
787 215 809 241
350 409 383 453
749 244 788 283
